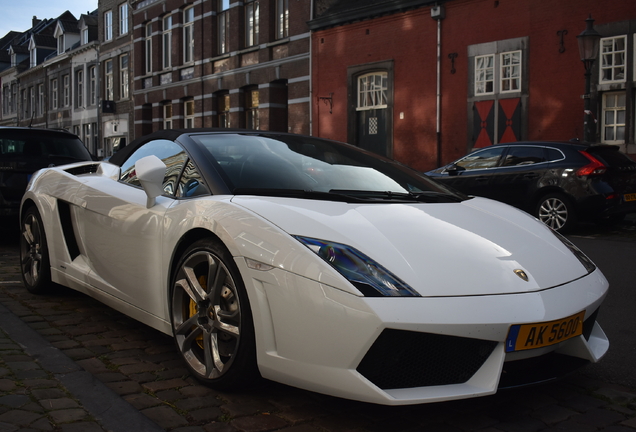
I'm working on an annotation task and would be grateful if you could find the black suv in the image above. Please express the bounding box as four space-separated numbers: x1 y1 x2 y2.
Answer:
426 141 636 231
0 127 92 217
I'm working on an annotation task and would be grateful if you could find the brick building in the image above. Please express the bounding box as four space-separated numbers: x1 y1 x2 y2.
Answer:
309 0 636 171
129 0 311 138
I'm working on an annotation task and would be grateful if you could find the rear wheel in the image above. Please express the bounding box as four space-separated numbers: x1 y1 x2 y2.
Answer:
20 206 52 294
535 193 576 232
171 238 258 390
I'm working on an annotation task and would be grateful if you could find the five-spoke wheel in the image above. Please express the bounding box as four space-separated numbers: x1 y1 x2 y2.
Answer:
171 239 258 389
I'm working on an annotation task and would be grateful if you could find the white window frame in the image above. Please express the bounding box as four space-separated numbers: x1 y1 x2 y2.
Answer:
51 79 58 110
475 55 495 95
57 35 64 54
163 15 172 69
357 72 388 111
602 92 626 144
600 36 626 83
82 28 89 45
37 84 44 116
164 103 172 129
184 7 194 64
89 66 97 105
105 60 114 100
119 3 128 35
120 54 129 100
63 74 70 107
104 10 113 41
500 51 521 93
29 87 35 117
145 22 152 74
218 2 229 54
30 48 37 68
77 69 84 108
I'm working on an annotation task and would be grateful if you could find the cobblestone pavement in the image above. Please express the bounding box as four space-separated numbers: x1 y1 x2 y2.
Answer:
1 230 636 431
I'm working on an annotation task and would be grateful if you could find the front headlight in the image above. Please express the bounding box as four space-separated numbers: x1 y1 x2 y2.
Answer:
294 236 420 297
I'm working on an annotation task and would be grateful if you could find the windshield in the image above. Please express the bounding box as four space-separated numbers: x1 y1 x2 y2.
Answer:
191 133 466 201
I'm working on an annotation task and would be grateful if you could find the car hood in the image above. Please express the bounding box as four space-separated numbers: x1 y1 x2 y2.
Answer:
231 196 592 297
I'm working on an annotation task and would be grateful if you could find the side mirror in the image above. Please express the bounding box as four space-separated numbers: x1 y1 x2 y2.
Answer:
445 164 464 177
135 155 166 208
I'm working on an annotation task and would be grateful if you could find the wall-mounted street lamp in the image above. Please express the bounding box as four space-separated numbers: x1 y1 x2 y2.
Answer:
576 15 601 142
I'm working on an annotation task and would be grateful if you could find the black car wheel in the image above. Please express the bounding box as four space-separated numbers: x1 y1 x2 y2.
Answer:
535 193 576 232
20 206 53 294
171 238 259 390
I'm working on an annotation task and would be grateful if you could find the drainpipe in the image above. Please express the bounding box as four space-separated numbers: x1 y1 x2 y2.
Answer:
431 4 445 167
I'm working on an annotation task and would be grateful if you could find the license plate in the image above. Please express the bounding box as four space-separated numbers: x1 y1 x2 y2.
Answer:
505 311 585 353
625 193 636 202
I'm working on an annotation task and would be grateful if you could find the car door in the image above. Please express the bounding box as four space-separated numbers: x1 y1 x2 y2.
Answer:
434 146 506 199
486 145 550 210
74 139 189 319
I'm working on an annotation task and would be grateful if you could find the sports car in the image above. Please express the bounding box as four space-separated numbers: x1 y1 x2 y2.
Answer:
20 129 609 405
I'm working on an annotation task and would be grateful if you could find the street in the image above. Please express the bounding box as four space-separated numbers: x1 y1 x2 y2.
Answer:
1 220 635 431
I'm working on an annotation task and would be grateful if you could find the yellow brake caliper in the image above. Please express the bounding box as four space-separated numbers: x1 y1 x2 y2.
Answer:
189 275 207 349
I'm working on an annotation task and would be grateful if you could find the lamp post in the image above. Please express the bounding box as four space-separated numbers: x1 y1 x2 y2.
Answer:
576 15 601 143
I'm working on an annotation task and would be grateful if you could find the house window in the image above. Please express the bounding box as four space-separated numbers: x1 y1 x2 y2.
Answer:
245 88 259 129
218 0 230 54
77 69 84 108
11 83 17 113
37 84 44 116
475 55 494 95
600 36 626 83
276 0 289 39
218 93 230 127
89 66 97 105
145 22 153 74
163 15 172 69
185 100 195 128
357 72 388 110
119 3 128 35
120 54 129 99
105 10 113 41
245 0 259 47
29 87 35 117
602 92 626 143
51 79 58 110
105 60 113 100
500 51 521 93
164 104 173 129
30 48 37 67
63 75 70 107
57 35 64 54
184 7 194 64
2 85 8 115
82 28 89 44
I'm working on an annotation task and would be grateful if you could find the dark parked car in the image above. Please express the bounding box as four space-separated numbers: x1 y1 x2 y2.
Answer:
426 141 636 231
0 127 92 217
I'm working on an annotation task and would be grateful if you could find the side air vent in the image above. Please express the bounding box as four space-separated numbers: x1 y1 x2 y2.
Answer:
57 201 80 260
64 164 100 176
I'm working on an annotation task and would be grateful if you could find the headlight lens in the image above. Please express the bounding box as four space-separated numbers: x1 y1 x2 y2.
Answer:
294 236 420 297
553 232 596 274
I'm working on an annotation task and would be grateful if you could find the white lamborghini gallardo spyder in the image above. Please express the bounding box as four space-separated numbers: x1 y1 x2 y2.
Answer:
20 129 609 405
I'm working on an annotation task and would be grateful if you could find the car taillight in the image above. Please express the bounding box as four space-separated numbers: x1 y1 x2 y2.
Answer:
576 151 607 176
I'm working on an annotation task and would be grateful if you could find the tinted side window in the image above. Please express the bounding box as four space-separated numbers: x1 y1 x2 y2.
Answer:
120 139 187 196
501 146 546 167
177 160 210 198
546 148 564 162
454 147 505 171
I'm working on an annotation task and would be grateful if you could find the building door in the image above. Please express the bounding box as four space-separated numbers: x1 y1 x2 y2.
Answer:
355 72 390 157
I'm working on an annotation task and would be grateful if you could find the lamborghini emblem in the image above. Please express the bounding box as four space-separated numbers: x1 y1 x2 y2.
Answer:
514 269 529 282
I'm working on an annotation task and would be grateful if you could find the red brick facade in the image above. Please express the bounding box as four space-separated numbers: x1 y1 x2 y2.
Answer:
311 0 636 171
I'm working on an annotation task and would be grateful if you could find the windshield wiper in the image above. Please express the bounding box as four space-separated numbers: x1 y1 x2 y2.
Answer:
329 189 465 203
232 188 368 203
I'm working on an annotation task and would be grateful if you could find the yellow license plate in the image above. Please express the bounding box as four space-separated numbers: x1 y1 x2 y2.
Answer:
505 311 585 353
625 193 636 202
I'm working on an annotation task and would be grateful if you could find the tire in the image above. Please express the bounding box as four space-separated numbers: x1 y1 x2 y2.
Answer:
171 238 259 390
20 206 53 294
535 193 576 232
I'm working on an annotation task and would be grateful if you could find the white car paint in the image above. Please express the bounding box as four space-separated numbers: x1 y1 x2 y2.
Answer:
22 159 610 405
